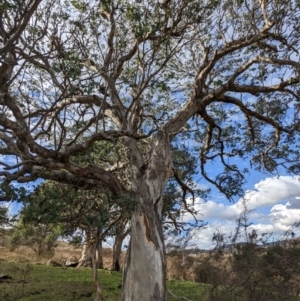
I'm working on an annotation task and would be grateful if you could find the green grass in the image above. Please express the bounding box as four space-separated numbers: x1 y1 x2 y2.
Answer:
0 261 208 301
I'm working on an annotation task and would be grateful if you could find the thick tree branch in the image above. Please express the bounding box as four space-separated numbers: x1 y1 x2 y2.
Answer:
0 0 42 55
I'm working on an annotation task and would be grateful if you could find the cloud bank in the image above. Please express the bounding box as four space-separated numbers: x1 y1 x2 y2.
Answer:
183 176 300 249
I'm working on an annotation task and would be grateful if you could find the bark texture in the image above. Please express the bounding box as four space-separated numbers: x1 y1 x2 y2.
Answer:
91 233 103 301
121 134 172 301
78 243 92 268
78 230 103 268
122 210 166 301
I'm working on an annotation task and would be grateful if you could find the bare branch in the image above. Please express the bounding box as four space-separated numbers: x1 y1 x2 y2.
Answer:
0 0 42 55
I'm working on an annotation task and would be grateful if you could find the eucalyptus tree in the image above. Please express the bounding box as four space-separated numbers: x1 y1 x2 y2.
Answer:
0 205 8 234
10 215 61 256
21 179 132 301
1 1 300 300
20 180 123 264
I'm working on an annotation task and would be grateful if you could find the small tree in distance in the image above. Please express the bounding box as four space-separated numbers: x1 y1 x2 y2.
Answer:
1 1 300 300
10 216 60 257
0 205 9 236
20 179 135 301
194 200 300 301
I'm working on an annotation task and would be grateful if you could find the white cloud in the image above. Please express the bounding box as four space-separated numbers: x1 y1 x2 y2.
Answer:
189 221 237 249
269 203 300 231
243 176 300 210
181 176 300 249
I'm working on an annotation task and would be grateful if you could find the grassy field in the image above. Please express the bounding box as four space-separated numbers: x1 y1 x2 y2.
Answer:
0 260 208 301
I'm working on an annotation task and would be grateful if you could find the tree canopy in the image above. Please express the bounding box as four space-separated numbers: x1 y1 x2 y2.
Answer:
1 0 300 300
0 204 8 230
0 0 299 197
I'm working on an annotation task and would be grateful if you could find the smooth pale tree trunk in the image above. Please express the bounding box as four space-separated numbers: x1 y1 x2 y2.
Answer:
121 134 172 301
77 230 92 268
77 244 92 267
122 209 166 301
78 229 103 268
112 221 130 271
78 229 104 301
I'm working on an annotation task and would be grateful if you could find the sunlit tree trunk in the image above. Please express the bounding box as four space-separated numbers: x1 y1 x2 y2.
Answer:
77 230 92 268
121 134 172 301
77 244 91 267
78 229 103 268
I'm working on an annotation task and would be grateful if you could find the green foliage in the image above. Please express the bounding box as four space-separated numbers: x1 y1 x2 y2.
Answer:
0 181 28 203
163 143 210 229
0 0 23 12
0 204 8 226
193 258 223 285
0 204 9 237
20 180 135 240
10 218 60 257
193 203 300 301
17 138 133 241
2 0 300 212
51 52 82 80
2 0 300 297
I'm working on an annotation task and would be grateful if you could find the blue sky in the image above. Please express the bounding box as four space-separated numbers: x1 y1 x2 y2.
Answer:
182 173 300 249
3 56 300 250
4 128 300 250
